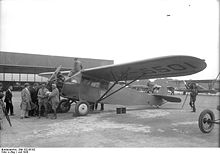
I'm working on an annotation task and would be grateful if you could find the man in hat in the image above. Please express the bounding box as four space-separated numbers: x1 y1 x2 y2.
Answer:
4 85 14 116
20 83 32 119
29 83 39 116
0 83 4 99
0 96 4 130
37 83 49 118
189 83 198 112
48 84 59 119
68 58 83 77
0 83 5 129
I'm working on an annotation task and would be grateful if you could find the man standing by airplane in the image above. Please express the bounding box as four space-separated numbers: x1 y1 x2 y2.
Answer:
0 83 5 129
68 58 83 77
48 84 59 119
4 85 14 116
189 83 198 112
37 83 49 118
29 83 39 116
20 83 32 119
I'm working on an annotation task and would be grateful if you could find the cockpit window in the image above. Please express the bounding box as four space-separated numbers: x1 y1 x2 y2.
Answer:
91 82 100 88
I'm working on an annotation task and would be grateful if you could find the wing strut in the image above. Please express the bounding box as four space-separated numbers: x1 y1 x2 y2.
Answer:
95 73 145 104
95 81 118 104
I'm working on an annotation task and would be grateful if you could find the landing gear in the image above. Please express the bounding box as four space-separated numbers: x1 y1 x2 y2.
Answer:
198 109 215 133
75 100 89 116
57 99 71 113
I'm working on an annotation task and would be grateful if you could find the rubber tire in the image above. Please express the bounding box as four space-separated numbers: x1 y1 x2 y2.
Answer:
198 109 215 133
57 99 71 113
75 101 90 116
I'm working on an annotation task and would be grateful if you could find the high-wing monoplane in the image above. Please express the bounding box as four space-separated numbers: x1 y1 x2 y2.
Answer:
39 55 206 116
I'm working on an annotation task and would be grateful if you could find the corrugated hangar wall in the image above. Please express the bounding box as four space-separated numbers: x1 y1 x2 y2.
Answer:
0 51 114 74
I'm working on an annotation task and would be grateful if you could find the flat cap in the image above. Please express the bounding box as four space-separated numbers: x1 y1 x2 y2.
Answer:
24 83 30 87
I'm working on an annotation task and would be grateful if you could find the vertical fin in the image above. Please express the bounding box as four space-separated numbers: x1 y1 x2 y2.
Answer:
153 79 168 95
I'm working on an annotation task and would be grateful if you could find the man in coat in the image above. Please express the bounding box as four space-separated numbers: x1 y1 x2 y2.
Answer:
68 58 83 77
0 97 4 130
48 84 59 119
189 83 198 112
29 83 39 116
0 83 5 129
20 83 32 119
4 85 14 116
37 83 49 118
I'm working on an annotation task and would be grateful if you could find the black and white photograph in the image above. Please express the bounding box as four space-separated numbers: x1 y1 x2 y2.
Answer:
0 0 219 152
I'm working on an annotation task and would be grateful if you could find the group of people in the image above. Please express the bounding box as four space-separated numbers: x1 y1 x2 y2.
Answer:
0 82 60 130
19 58 83 119
0 83 14 129
0 58 84 129
20 82 60 119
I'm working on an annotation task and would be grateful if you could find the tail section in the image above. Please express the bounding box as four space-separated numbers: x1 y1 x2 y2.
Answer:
152 81 181 103
153 94 181 103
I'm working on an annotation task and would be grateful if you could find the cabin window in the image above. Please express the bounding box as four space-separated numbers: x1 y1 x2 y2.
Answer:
91 82 100 88
81 78 92 85
100 81 109 90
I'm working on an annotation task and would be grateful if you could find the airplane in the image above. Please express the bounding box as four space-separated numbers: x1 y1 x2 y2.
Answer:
39 55 207 116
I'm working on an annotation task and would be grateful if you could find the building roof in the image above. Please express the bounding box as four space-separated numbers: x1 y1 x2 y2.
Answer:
0 51 113 74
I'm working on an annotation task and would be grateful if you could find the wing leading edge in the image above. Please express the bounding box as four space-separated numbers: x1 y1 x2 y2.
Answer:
82 55 207 82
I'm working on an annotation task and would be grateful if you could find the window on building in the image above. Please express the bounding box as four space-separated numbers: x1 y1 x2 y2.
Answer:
27 74 35 82
0 73 3 81
4 73 12 81
20 74 27 81
12 74 20 81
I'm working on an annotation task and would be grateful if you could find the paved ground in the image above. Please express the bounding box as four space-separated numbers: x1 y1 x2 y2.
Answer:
0 92 219 147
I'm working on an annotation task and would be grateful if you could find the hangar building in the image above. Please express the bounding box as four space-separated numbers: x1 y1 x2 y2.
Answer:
0 51 113 90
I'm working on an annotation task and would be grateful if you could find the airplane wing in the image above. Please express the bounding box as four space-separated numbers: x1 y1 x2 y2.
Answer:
82 55 207 82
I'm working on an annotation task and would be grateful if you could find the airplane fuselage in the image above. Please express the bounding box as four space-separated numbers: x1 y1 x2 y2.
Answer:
61 77 166 107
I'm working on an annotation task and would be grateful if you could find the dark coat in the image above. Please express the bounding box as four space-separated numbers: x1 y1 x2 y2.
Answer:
29 87 39 103
0 89 4 99
4 89 12 103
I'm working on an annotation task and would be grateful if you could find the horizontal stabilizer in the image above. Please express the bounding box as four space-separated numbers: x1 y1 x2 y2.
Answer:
153 94 181 103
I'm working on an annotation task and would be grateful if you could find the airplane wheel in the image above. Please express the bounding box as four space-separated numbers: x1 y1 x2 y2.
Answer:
58 99 71 113
198 109 215 133
75 100 89 116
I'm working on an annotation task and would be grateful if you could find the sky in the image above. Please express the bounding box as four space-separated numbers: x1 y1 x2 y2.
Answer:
0 0 219 80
